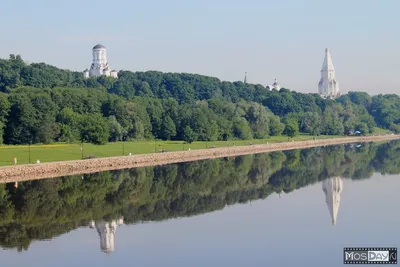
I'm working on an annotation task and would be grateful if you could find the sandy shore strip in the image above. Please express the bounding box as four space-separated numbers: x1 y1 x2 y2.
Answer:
0 135 399 183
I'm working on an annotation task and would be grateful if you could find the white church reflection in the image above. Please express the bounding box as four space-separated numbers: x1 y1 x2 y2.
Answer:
322 177 343 226
89 217 124 254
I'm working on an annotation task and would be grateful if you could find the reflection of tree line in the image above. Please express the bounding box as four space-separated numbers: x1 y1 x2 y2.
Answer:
0 140 399 252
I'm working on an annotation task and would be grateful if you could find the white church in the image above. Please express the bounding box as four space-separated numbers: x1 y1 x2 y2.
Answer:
322 176 343 226
266 79 281 91
244 73 282 91
83 43 118 79
318 48 341 98
89 217 124 254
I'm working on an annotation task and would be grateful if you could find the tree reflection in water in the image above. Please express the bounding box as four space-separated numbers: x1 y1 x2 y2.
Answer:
0 140 399 252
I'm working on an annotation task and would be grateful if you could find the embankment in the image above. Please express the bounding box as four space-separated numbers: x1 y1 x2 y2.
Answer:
0 135 399 183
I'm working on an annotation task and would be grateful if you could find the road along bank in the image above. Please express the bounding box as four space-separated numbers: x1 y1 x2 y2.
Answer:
0 135 399 183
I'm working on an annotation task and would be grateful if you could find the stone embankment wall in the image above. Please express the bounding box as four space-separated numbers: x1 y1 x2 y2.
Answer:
0 135 399 183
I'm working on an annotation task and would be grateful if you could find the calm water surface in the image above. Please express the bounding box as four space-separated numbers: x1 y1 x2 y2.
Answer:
0 140 399 267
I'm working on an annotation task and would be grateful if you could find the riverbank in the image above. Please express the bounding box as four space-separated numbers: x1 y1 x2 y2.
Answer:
0 135 399 183
0 134 333 166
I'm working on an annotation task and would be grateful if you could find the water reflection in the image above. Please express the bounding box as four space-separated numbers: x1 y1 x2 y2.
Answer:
83 176 346 254
322 177 343 226
0 140 399 254
89 217 124 254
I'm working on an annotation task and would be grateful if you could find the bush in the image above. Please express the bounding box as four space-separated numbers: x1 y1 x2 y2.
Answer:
83 155 97 159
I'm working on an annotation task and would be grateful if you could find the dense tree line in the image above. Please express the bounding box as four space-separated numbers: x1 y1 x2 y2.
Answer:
0 87 283 145
0 55 399 145
0 140 399 251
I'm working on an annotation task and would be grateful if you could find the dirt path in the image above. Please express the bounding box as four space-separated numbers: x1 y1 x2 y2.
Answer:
0 135 399 183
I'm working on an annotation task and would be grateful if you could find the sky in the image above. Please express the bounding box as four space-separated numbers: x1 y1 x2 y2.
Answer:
0 0 399 95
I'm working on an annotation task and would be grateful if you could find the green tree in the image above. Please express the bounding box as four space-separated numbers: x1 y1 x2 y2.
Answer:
0 54 398 145
208 120 219 141
36 115 60 144
233 117 253 139
269 116 284 136
108 116 123 142
0 92 10 144
356 123 369 135
183 125 196 143
78 114 110 145
4 93 37 144
56 108 80 142
391 124 400 134
160 116 176 140
284 118 299 138
301 112 321 136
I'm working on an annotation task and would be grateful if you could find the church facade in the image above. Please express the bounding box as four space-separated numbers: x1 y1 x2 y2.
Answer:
318 48 340 98
83 43 118 79
266 79 281 91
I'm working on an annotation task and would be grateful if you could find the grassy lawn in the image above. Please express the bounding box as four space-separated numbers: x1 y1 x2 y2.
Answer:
0 134 347 166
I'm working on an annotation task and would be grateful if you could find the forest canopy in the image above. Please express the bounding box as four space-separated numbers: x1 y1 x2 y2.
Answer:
0 54 399 145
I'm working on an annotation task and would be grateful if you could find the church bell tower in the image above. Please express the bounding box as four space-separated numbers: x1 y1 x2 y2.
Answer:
318 48 340 98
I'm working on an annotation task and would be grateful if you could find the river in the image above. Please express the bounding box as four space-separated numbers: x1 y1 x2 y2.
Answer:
0 140 399 266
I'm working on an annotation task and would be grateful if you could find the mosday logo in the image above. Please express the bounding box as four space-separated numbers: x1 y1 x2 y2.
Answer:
368 251 389 261
343 247 397 264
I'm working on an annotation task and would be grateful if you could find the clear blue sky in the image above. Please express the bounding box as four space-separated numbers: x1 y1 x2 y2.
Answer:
1 0 399 95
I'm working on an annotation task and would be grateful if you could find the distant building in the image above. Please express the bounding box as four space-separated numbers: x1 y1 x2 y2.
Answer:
89 217 124 254
83 43 118 79
266 79 281 91
322 177 343 226
318 48 341 99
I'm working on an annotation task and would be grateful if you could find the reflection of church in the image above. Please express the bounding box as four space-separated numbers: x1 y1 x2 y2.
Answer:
322 177 343 226
89 217 124 254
